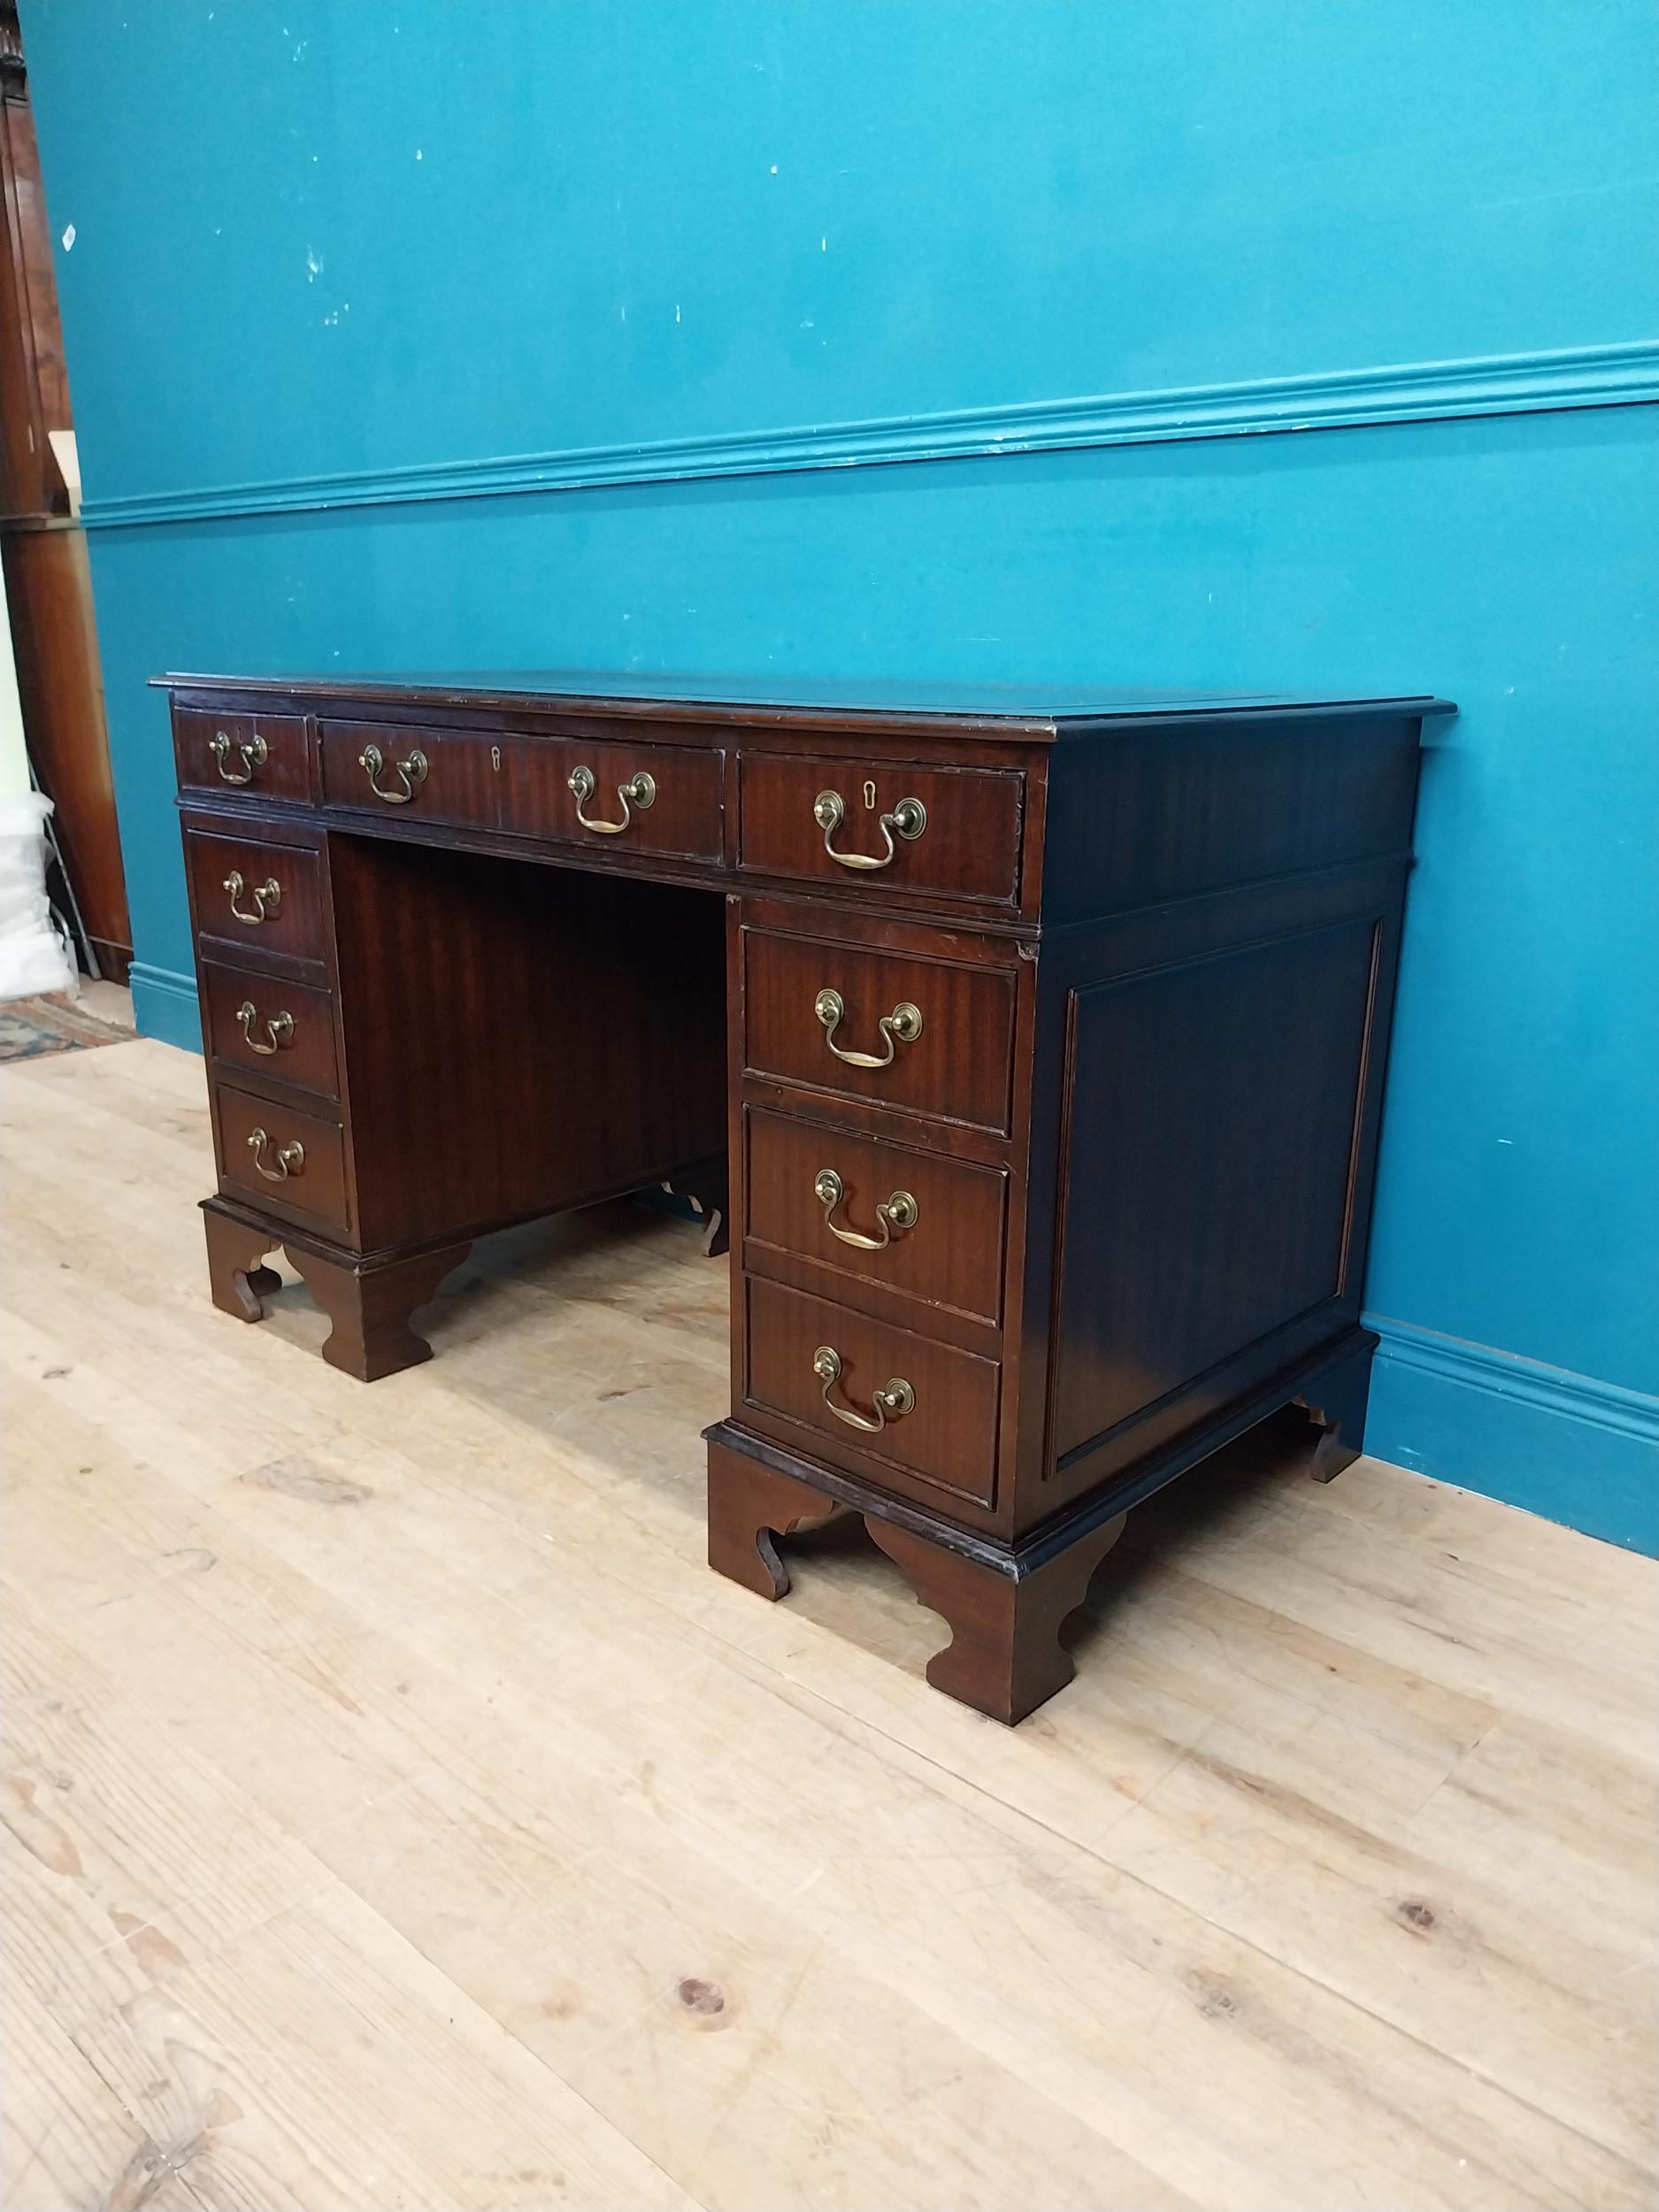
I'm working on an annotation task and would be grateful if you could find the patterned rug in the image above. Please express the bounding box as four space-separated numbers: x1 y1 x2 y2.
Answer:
0 992 134 1063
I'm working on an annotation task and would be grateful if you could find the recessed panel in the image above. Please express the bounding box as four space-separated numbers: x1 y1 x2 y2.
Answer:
1050 917 1379 1467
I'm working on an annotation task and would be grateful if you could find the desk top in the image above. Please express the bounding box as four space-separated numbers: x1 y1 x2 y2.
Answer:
160 669 1455 740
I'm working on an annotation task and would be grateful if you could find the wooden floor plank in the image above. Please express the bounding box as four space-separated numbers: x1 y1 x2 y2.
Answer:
2 1036 1655 2212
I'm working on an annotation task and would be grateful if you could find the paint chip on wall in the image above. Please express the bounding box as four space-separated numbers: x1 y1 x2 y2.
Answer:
60 223 75 251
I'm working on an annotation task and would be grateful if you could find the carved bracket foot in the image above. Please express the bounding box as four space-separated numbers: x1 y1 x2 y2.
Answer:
706 1438 842 1599
286 1240 471 1382
868 1512 1129 1724
1294 1338 1376 1484
202 1204 283 1324
662 1157 731 1258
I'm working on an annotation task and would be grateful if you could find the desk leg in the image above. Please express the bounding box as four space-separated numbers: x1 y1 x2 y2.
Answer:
1294 1336 1374 1482
867 1513 1127 1726
706 1438 844 1597
202 1203 282 1323
286 1240 472 1382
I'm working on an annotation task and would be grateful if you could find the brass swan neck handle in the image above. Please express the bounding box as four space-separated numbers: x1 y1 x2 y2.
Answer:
813 1168 918 1250
569 764 656 834
223 870 281 926
812 1344 915 1432
212 728 267 785
812 787 926 871
236 1002 295 1056
358 742 429 803
814 988 923 1069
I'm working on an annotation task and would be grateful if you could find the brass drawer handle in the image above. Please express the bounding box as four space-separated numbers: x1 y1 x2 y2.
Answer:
212 729 267 786
246 1127 304 1181
814 1167 918 1251
814 987 923 1069
358 742 428 803
236 1001 295 1056
812 787 926 871
812 1344 915 1433
569 764 656 834
223 870 281 926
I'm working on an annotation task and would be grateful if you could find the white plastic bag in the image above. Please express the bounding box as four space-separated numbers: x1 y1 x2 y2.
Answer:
0 791 76 1000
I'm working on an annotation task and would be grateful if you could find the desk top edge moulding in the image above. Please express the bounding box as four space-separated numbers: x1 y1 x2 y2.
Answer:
165 671 1455 1723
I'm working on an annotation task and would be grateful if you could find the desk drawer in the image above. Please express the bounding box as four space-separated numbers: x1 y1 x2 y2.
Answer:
744 1106 1005 1325
500 736 724 862
319 719 501 830
175 709 311 804
213 1082 349 1236
742 929 1016 1134
201 960 338 1100
740 755 1023 905
187 828 326 963
745 1277 1001 1510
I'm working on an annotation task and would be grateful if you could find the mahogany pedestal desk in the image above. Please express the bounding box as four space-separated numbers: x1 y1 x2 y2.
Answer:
165 673 1452 1724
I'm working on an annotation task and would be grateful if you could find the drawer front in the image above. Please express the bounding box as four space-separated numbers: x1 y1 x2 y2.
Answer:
745 1105 1006 1324
500 736 724 862
213 1082 349 1236
201 961 338 1100
187 828 326 963
745 1277 1001 1509
742 929 1016 1133
175 708 311 804
739 755 1024 905
319 719 501 830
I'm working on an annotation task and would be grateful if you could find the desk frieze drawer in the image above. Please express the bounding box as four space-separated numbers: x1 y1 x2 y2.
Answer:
201 959 339 1100
212 1081 350 1238
175 709 312 803
186 827 326 963
741 927 1017 1134
744 1277 1001 1511
739 754 1024 905
499 735 724 861
319 719 501 829
744 1104 1006 1325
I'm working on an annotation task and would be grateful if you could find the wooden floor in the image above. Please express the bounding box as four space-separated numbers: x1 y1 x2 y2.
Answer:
3 1035 1655 2212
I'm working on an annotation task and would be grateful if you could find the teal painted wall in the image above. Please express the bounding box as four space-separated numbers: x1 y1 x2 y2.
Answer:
22 0 1659 1545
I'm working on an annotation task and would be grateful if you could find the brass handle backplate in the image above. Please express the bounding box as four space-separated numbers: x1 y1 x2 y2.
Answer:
812 1344 916 1433
569 764 656 834
813 1168 918 1251
246 1127 304 1181
814 987 923 1069
236 1001 295 1056
812 787 926 871
358 742 429 803
223 870 281 926
212 728 267 786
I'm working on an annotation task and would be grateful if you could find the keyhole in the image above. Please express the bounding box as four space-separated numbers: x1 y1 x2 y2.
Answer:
491 744 502 772
863 779 877 811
